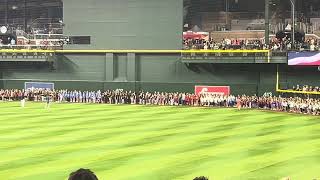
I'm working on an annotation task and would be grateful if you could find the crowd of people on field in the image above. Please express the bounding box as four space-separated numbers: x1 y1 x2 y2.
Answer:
1 88 320 116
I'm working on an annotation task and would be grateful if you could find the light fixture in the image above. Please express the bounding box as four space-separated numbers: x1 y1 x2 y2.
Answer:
0 26 7 34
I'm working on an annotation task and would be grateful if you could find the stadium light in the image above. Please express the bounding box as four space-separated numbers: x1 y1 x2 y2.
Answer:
0 26 7 34
11 5 18 10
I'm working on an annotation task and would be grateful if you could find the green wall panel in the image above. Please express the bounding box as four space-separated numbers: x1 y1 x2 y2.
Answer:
63 0 183 49
1 55 106 82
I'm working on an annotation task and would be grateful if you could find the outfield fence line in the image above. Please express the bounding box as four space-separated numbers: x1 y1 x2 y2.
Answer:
0 49 271 54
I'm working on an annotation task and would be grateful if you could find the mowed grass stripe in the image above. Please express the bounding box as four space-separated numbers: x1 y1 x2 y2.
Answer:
99 123 320 179
0 108 316 162
0 104 184 134
0 106 220 160
1 108 234 161
0 107 248 174
0 102 319 180
0 109 316 158
0 105 235 142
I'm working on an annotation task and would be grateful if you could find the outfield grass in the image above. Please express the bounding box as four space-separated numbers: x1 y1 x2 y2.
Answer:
0 102 320 180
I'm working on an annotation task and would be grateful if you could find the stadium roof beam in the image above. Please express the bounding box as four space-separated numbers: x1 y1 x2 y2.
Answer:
290 0 295 49
265 0 270 46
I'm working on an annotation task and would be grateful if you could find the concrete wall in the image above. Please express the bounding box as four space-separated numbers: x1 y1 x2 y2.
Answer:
63 0 183 49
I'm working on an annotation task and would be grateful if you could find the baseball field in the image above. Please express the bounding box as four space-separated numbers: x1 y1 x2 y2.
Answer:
0 102 319 180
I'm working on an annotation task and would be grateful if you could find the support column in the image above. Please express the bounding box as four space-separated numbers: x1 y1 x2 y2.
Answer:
127 53 138 91
265 0 270 46
291 0 295 48
127 53 136 81
225 0 229 30
105 53 114 81
24 0 27 32
5 0 8 25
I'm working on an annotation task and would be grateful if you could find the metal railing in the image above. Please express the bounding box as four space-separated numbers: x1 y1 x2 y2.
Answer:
180 49 271 58
0 44 62 50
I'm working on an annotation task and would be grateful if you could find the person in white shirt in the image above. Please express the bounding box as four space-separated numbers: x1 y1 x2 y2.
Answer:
310 44 315 51
204 43 208 50
20 98 25 108
11 38 16 45
203 43 208 56
209 95 214 106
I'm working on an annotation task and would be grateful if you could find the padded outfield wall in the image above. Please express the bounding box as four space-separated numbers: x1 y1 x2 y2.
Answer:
0 0 318 95
0 52 286 96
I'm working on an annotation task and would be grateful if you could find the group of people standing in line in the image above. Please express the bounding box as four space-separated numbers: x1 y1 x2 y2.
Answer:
0 88 320 115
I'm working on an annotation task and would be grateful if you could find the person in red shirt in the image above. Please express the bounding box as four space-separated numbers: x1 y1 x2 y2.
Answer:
185 94 190 106
195 94 199 106
190 94 195 106
236 96 242 110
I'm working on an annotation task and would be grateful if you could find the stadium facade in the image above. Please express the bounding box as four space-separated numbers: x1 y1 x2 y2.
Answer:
0 0 319 95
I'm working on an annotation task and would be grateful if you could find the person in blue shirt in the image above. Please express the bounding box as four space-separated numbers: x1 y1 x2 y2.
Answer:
45 93 51 109
82 91 86 103
86 91 90 103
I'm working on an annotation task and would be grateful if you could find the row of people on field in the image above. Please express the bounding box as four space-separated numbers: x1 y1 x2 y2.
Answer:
1 88 320 115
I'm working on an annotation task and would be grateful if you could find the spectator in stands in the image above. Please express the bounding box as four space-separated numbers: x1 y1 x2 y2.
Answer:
310 39 316 51
183 37 266 50
183 35 320 51
68 168 98 180
293 84 320 92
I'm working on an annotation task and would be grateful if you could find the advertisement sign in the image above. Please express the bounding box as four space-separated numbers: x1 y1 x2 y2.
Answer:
195 86 230 96
288 51 320 66
25 82 55 90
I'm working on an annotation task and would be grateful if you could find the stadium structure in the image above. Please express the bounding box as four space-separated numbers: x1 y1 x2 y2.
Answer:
0 0 318 95
1 0 320 179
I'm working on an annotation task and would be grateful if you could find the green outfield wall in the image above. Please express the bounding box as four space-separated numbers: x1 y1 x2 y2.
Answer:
0 52 298 96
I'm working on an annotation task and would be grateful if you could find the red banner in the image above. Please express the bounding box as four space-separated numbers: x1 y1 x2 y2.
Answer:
195 86 230 96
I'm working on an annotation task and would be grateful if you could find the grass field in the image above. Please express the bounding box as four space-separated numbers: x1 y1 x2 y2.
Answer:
0 102 320 180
